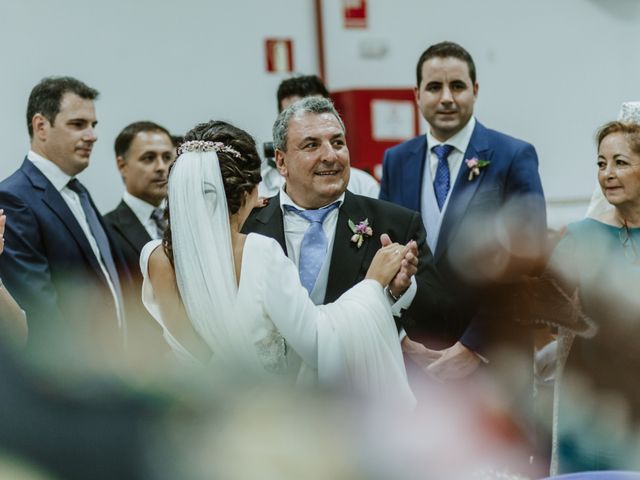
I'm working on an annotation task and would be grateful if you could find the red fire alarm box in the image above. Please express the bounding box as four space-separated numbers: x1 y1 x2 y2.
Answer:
343 0 368 28
265 38 294 73
331 89 420 180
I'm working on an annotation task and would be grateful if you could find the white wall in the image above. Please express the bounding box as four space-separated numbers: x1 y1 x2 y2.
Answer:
0 0 317 212
321 0 640 209
2 0 639 220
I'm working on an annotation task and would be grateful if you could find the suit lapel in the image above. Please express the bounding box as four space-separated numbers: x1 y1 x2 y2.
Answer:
435 122 491 262
250 195 287 254
404 136 428 212
325 191 374 303
112 201 152 251
22 160 104 275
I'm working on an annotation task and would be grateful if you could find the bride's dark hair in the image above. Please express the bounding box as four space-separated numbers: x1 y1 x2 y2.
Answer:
163 120 262 263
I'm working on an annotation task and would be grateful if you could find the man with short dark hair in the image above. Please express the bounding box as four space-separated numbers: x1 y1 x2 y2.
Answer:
0 76 130 363
106 121 173 254
380 41 547 379
245 97 450 363
276 74 329 112
260 75 380 199
105 121 175 356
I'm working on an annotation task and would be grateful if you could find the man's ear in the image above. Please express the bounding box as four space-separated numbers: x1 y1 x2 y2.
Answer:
275 149 287 177
32 114 48 141
413 86 421 105
116 156 127 179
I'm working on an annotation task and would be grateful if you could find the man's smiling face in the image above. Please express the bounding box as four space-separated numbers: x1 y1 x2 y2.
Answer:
275 111 350 209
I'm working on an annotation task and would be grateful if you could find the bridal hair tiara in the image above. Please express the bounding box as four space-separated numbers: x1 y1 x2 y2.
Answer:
177 140 242 159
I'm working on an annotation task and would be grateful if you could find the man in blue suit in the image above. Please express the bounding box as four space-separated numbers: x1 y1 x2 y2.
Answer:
0 76 129 365
380 42 547 380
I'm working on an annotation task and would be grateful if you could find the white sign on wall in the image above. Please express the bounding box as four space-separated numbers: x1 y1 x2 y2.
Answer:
371 99 415 141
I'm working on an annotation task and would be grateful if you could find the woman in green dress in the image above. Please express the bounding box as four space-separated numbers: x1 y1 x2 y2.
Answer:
548 121 640 472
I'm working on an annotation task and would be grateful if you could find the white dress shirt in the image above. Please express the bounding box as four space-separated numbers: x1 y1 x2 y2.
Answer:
279 188 344 306
420 117 477 249
426 116 476 182
27 150 124 328
122 191 163 240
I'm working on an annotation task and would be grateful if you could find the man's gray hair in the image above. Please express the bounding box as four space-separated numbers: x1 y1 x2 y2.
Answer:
272 96 345 152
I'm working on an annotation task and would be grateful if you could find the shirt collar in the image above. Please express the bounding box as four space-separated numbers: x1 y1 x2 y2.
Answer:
278 185 345 213
27 150 73 192
426 116 476 155
122 190 159 222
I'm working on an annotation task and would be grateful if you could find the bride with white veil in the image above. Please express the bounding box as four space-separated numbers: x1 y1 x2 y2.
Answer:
140 121 414 405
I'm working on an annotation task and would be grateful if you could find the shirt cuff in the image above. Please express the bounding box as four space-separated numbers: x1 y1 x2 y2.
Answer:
385 277 417 317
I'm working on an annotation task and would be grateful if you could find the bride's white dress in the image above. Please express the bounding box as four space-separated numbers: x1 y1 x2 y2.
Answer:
140 233 414 405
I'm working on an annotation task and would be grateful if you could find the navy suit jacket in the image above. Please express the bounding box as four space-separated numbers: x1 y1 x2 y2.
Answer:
242 190 452 331
380 121 547 350
0 159 130 359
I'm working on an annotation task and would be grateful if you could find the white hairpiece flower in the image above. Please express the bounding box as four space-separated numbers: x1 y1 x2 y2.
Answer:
177 140 242 159
618 102 640 123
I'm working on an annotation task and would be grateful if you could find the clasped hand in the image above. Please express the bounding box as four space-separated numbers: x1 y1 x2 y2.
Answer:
365 234 419 289
403 339 482 382
381 233 418 297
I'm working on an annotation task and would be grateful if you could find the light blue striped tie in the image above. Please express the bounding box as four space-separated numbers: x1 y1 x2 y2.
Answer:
284 202 340 294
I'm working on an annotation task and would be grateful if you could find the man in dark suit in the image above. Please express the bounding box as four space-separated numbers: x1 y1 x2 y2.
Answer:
0 76 129 366
380 41 547 379
104 121 174 357
243 96 450 363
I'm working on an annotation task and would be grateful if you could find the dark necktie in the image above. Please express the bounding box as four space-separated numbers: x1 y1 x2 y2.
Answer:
284 202 340 294
150 208 166 239
432 144 455 210
67 179 124 322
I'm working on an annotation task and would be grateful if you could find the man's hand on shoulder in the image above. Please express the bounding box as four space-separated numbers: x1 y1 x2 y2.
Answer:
255 197 269 208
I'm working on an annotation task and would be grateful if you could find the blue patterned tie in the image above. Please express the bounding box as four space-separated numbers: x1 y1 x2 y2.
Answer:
284 202 340 294
67 179 124 322
432 144 455 210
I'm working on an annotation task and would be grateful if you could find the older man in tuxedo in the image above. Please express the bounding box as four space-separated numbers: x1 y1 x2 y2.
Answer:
380 41 547 379
243 97 450 362
105 121 174 356
0 76 129 364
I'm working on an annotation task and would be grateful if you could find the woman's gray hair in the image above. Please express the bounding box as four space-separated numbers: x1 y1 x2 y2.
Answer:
272 96 345 152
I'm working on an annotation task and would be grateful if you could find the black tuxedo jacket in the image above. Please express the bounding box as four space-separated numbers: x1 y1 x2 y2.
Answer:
104 200 166 354
104 200 152 280
242 190 451 332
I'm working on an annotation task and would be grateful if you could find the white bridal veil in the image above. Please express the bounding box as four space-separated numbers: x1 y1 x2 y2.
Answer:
168 143 265 372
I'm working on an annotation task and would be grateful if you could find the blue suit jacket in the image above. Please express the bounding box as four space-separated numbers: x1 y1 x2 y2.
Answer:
0 159 130 359
380 121 547 350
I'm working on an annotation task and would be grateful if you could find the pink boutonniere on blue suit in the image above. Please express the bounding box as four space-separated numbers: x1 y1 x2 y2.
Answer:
465 157 490 181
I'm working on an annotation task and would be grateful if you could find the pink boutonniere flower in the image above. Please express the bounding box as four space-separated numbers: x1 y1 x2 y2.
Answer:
465 157 490 181
348 218 373 248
